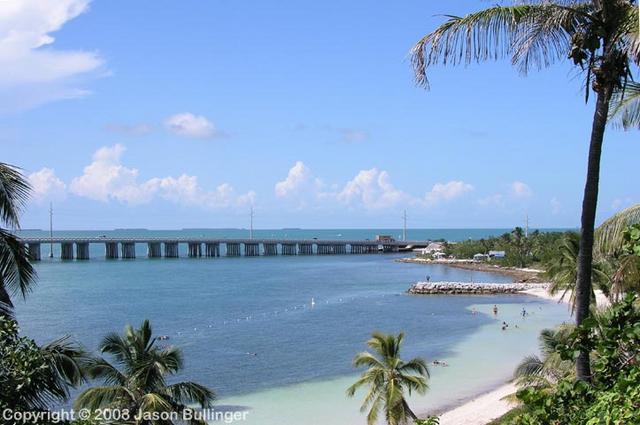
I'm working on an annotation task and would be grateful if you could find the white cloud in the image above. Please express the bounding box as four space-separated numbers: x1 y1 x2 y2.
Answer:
164 113 217 139
275 162 473 211
0 0 103 111
69 144 252 208
28 167 66 202
511 181 533 198
423 181 474 206
275 161 314 198
337 168 410 210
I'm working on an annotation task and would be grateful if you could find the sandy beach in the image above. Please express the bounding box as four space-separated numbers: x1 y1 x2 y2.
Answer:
430 283 609 424
437 383 517 425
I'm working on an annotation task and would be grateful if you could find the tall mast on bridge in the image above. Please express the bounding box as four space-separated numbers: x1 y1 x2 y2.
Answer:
48 202 53 258
402 210 407 242
249 206 254 240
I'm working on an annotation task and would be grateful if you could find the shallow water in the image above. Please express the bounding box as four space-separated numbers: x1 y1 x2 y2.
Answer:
14 245 570 424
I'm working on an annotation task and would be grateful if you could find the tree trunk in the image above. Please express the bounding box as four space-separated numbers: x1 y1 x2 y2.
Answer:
575 83 613 381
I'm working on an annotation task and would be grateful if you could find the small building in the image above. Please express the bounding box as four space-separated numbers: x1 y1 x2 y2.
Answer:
473 253 488 262
433 251 447 260
375 235 395 242
488 250 506 258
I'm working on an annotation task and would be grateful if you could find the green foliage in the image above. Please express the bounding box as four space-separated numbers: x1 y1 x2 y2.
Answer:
415 417 439 425
347 332 429 425
444 228 570 268
515 295 640 424
622 223 640 257
0 316 85 424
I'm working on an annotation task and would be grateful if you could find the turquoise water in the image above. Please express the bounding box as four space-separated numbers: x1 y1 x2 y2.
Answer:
14 229 571 424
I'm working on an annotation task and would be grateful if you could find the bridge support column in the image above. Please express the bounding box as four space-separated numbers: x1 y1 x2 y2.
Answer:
298 243 312 255
105 242 119 259
61 242 74 260
244 243 259 256
121 242 136 259
164 242 178 258
188 242 202 258
281 243 297 255
226 243 240 256
147 242 162 258
27 242 41 261
76 242 90 260
264 243 278 256
205 243 220 257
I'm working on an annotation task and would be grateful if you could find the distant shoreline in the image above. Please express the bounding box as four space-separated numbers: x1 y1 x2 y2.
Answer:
396 257 545 283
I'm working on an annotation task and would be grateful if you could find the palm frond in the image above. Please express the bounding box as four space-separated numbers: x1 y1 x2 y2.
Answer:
410 3 591 88
595 204 640 257
0 228 37 301
74 386 135 411
610 82 640 129
166 381 216 408
0 163 31 229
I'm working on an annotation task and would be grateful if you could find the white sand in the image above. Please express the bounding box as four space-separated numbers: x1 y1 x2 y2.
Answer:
522 286 610 308
437 383 517 425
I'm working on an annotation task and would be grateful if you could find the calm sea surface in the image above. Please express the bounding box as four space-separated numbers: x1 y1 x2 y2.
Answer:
14 229 571 424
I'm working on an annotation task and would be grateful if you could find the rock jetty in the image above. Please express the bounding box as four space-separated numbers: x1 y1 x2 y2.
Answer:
408 281 548 295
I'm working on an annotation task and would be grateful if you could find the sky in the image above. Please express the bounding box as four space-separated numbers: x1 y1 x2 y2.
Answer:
1 0 638 230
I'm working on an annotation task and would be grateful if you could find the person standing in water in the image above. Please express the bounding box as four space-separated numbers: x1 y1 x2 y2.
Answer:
493 305 498 316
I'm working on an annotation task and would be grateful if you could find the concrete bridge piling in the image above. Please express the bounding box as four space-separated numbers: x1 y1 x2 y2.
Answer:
164 242 179 258
226 243 241 256
121 242 136 259
76 242 90 260
147 242 162 258
188 242 202 258
205 243 220 257
27 242 41 261
264 243 278 256
61 242 74 260
106 242 119 259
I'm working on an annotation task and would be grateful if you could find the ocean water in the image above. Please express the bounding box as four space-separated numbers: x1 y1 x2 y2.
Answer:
14 229 571 424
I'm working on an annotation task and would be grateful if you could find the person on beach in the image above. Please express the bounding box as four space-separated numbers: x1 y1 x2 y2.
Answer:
521 307 527 317
492 305 498 315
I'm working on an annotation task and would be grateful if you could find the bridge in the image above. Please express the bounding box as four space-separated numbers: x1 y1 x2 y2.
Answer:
20 237 431 261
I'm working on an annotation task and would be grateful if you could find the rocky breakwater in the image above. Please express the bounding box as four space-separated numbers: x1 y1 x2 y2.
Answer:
408 281 548 295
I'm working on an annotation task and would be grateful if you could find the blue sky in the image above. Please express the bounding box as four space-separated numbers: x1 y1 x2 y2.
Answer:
1 0 637 230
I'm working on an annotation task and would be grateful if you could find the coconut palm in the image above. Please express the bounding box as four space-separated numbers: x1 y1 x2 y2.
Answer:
0 163 36 317
75 320 215 424
347 332 429 425
514 325 576 391
411 0 639 381
546 232 610 311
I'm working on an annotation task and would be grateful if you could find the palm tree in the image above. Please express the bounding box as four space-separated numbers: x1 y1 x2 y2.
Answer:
0 163 36 317
75 320 215 424
347 332 429 425
514 325 576 391
546 232 610 311
411 0 639 381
